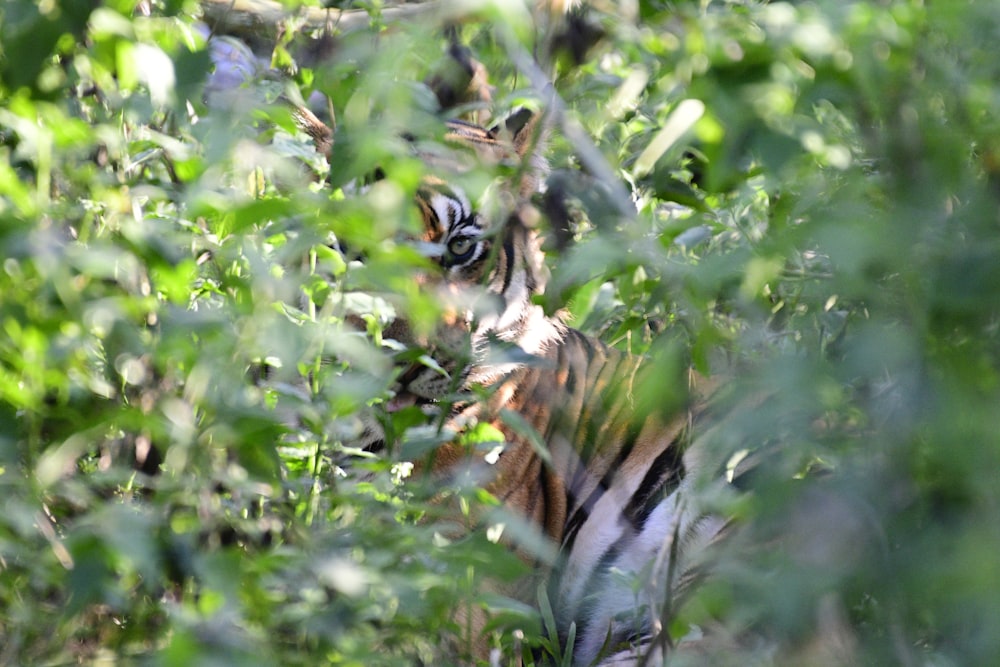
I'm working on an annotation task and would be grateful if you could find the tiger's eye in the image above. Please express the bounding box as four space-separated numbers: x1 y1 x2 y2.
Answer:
447 236 475 259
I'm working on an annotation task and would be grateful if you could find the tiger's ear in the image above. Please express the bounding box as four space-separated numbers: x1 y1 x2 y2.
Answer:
490 107 543 159
490 107 549 197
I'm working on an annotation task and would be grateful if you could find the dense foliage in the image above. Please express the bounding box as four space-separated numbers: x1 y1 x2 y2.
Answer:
3 0 1000 664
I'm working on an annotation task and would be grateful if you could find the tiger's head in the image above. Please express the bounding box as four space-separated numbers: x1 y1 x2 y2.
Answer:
374 109 564 423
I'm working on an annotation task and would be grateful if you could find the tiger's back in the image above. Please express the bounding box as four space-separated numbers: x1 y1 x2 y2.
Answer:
470 320 722 664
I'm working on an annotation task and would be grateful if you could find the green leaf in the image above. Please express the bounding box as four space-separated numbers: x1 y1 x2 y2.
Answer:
458 421 505 447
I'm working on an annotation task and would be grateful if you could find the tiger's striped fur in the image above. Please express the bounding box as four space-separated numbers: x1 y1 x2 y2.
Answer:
364 113 725 666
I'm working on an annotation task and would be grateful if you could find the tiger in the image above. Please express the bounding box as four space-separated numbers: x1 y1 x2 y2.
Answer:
199 24 734 664
333 107 732 667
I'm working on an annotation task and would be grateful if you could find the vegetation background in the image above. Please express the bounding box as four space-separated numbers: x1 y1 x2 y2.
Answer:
2 0 1000 665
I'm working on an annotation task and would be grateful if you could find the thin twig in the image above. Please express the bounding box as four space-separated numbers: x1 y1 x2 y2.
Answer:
496 27 637 222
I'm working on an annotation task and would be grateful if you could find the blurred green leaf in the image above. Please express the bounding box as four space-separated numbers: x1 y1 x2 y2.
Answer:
3 0 1000 664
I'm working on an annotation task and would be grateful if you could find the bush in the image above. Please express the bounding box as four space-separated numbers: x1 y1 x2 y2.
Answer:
2 0 999 665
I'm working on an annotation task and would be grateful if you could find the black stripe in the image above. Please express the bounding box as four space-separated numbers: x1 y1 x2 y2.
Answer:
560 491 590 553
445 120 500 149
564 359 578 397
569 327 596 358
500 233 516 293
563 330 598 462
418 191 439 224
560 422 640 556
624 439 686 531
